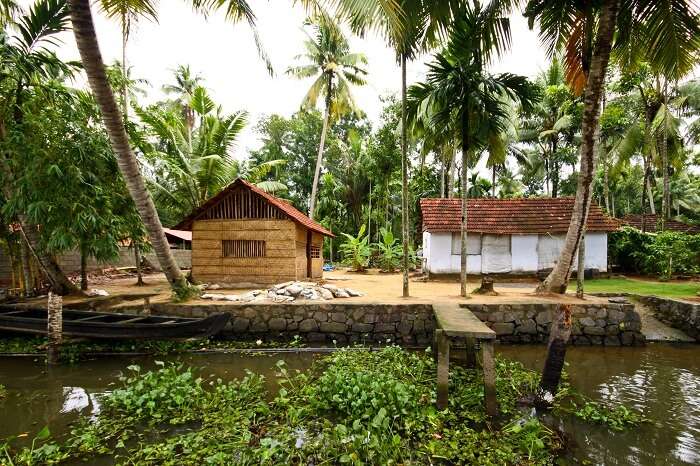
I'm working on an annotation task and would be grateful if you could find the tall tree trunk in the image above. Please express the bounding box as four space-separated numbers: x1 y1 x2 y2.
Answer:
602 147 610 212
308 98 330 220
536 0 618 294
79 246 88 291
69 0 187 290
47 291 62 365
134 242 144 286
536 304 572 408
440 159 446 198
400 55 410 298
447 149 456 198
460 110 470 298
491 165 496 197
576 231 585 299
19 238 33 297
660 88 669 228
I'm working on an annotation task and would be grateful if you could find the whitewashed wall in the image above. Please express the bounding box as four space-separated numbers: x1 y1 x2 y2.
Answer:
511 235 538 272
423 231 607 274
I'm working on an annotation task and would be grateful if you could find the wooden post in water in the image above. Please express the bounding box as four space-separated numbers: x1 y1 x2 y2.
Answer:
436 329 449 410
465 336 476 368
47 292 62 365
481 340 498 417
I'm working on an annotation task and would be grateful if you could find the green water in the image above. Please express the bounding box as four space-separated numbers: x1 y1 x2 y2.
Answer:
1 344 698 465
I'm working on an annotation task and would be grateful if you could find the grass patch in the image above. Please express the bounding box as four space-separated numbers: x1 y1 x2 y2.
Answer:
569 277 699 298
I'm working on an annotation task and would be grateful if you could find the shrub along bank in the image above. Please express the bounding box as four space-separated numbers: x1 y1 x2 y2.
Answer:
609 227 700 279
1 347 643 465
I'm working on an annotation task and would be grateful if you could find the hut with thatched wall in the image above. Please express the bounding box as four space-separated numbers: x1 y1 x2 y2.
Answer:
175 179 333 285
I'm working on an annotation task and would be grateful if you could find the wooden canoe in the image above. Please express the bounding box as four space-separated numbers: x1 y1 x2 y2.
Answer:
0 307 230 340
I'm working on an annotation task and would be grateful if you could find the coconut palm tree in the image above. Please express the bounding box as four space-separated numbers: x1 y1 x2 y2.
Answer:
135 86 248 222
287 17 368 220
407 4 538 297
527 0 700 294
162 64 203 138
99 0 157 118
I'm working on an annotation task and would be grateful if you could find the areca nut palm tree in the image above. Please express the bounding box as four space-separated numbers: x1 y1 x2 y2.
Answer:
407 3 538 297
526 0 700 295
287 16 368 220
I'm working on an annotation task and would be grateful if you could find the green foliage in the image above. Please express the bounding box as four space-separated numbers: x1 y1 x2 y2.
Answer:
0 383 5 398
104 362 205 423
609 227 700 278
339 224 371 271
373 227 402 272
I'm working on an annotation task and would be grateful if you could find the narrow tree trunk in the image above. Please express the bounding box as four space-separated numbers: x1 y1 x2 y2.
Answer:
646 177 656 214
602 147 610 213
69 0 187 290
440 159 446 198
460 111 470 298
491 165 496 197
47 291 63 365
576 231 585 299
80 246 88 291
400 55 410 298
536 0 618 294
308 101 330 219
447 149 456 198
536 304 572 408
660 92 669 228
20 238 33 297
134 242 144 286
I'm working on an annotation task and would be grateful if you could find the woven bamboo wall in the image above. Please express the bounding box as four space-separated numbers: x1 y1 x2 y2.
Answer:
192 219 298 284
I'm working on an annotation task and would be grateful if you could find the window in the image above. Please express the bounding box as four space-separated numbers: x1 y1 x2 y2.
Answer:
451 233 481 255
222 240 266 258
310 245 321 259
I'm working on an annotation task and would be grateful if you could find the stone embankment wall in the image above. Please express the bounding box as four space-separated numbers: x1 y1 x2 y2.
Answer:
638 295 700 340
464 303 645 346
153 303 436 346
152 301 644 346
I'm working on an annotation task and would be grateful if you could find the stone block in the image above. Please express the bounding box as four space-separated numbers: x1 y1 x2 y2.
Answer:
268 318 286 331
488 311 504 322
607 309 625 324
230 317 249 332
374 322 396 333
619 331 634 346
320 322 347 333
493 322 515 335
398 321 413 335
299 319 319 332
572 336 590 346
331 312 346 323
351 323 373 333
583 326 605 336
589 335 603 345
515 319 537 334
363 313 377 323
250 319 268 332
313 311 328 322
535 311 552 325
604 336 621 346
605 324 620 336
578 317 596 327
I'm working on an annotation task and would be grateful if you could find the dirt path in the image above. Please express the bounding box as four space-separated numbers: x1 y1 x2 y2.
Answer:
631 298 696 343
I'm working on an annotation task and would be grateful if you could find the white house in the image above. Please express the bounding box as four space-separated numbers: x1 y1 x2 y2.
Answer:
419 197 619 276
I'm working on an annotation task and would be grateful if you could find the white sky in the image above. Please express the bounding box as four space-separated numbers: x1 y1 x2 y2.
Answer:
37 1 550 160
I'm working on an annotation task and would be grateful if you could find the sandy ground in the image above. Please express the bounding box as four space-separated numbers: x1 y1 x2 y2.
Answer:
58 269 608 306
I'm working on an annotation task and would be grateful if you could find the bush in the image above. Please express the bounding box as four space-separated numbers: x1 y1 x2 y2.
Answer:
609 227 700 278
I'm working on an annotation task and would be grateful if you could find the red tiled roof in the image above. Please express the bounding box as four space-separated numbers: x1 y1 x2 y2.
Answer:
420 197 619 234
620 214 700 234
163 228 192 242
175 178 334 237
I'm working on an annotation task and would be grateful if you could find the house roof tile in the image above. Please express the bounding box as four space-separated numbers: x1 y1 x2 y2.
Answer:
620 214 700 234
174 179 334 237
420 197 619 234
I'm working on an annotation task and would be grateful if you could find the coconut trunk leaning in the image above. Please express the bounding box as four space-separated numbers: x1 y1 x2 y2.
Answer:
536 0 619 294
68 0 187 291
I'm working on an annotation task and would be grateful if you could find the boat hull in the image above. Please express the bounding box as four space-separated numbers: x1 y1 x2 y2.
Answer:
0 308 230 340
